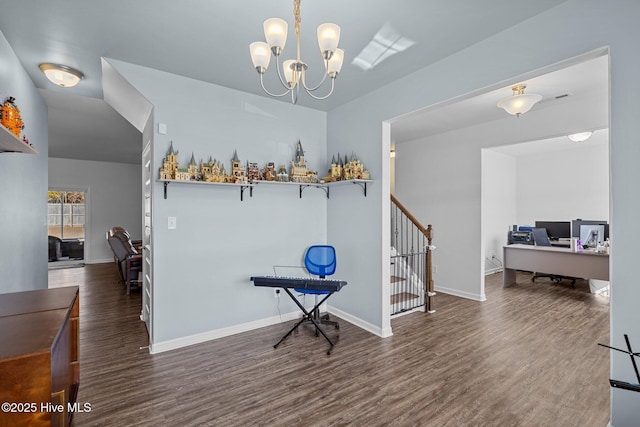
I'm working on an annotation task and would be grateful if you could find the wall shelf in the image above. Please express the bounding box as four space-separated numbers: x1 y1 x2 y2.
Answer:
0 125 38 154
158 178 372 200
158 179 254 201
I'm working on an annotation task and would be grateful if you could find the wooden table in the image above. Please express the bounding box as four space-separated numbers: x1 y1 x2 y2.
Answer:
0 286 79 426
502 244 609 287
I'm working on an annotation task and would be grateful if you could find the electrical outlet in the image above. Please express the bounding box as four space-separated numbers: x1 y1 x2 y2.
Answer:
274 289 280 298
491 252 496 259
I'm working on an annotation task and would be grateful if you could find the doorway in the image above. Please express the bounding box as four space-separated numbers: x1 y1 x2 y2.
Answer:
47 189 86 268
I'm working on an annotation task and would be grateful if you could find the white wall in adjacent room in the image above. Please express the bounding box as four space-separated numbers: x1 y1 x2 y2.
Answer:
516 137 609 226
48 157 142 263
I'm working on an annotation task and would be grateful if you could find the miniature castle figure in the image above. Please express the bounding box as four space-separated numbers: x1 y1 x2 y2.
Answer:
323 152 370 182
201 157 227 182
277 164 289 182
342 153 370 180
247 162 260 182
261 162 276 181
230 150 247 184
289 141 318 183
159 141 179 180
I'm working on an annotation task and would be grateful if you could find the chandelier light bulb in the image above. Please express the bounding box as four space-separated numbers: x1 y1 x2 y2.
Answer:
264 18 288 54
250 42 271 73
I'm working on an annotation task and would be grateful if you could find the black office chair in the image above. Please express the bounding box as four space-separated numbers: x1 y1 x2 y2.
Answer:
531 228 576 286
295 245 340 331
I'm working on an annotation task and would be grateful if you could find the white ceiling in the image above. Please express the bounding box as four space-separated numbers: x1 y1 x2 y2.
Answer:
0 0 571 164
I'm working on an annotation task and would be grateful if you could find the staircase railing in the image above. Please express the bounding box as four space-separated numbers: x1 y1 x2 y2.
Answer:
390 194 435 314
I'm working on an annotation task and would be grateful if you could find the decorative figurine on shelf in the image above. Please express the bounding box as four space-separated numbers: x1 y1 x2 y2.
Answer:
230 150 247 184
159 141 179 180
323 152 370 182
261 162 277 181
277 164 289 182
166 152 197 181
289 140 319 183
1 96 25 137
200 157 226 183
247 162 260 182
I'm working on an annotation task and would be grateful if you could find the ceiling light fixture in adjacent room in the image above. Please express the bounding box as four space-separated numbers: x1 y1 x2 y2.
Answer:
567 131 593 142
249 0 344 104
497 84 542 118
39 63 84 88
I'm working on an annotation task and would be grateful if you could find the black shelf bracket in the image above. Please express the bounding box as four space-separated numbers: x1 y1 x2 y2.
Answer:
240 185 253 201
299 184 329 199
163 181 169 199
353 180 368 197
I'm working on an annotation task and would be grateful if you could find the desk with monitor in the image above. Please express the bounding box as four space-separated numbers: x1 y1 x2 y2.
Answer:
503 244 609 287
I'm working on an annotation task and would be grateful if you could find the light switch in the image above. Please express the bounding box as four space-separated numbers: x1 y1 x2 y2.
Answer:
158 123 167 134
168 216 177 229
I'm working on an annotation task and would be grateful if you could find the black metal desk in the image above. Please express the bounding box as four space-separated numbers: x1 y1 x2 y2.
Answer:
251 276 347 354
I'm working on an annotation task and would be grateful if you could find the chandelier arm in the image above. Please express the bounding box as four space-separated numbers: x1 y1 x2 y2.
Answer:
259 73 292 98
300 59 330 92
303 78 335 100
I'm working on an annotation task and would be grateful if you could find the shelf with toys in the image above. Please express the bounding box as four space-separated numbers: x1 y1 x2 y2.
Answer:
0 97 37 154
157 140 372 201
0 124 37 154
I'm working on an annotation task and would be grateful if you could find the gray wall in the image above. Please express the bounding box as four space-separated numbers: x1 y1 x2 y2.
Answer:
0 31 48 294
107 59 329 346
48 157 143 263
329 0 640 424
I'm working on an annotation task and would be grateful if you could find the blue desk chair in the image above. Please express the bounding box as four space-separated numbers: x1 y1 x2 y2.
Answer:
296 245 340 330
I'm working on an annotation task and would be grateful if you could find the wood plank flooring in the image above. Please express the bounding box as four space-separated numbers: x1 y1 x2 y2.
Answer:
49 265 610 426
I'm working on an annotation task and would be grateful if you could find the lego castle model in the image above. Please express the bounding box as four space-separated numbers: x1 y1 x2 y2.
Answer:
159 142 247 184
158 140 370 185
322 152 370 182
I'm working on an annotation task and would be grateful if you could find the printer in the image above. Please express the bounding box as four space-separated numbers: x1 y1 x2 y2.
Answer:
508 229 534 245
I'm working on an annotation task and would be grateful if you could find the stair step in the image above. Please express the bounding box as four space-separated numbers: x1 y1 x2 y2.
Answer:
391 292 419 305
390 275 405 283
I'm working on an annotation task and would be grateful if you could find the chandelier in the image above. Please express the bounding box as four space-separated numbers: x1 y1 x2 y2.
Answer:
249 0 344 104
497 84 542 117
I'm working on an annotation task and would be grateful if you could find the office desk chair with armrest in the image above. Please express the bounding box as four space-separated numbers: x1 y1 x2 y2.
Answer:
531 228 576 286
296 245 340 331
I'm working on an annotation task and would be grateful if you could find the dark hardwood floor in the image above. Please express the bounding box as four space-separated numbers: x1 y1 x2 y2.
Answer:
49 264 610 426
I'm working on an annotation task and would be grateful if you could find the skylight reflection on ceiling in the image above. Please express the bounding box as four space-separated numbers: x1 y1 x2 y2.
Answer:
352 23 415 71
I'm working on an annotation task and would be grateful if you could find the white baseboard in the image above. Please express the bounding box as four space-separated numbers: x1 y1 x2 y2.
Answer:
150 309 303 354
436 285 486 302
328 306 392 338
149 304 390 354
485 267 503 275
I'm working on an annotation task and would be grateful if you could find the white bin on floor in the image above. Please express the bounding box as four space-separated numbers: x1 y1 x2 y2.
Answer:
589 279 609 295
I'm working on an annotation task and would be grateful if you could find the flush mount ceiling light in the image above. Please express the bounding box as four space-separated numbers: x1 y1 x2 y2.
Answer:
567 131 593 142
249 0 344 104
497 84 542 118
39 63 84 88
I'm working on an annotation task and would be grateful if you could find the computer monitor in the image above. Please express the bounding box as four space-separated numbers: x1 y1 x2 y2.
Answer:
580 224 605 247
534 221 571 240
572 219 609 240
